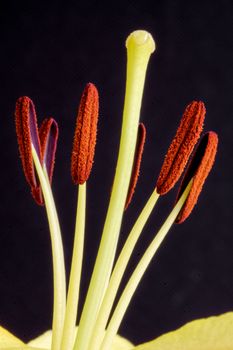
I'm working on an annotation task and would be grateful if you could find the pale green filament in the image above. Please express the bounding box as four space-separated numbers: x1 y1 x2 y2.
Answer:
31 145 66 350
73 30 155 350
100 180 192 350
88 189 160 350
61 184 86 350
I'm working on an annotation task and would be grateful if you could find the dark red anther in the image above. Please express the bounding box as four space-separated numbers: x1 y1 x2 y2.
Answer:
39 118 59 184
15 96 43 205
71 83 99 185
176 131 218 223
15 97 59 205
156 101 206 195
125 123 146 209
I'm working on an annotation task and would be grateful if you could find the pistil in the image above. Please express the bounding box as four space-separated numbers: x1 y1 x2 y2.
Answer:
73 30 155 350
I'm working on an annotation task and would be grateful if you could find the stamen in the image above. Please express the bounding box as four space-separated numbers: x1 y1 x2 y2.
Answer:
39 118 59 184
15 96 43 205
100 180 192 350
71 83 99 184
156 101 206 194
176 131 218 223
125 123 146 209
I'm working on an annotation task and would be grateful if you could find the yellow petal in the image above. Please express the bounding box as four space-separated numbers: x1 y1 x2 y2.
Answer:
2 348 45 350
0 325 25 348
112 334 134 349
28 329 134 350
134 312 233 350
0 325 46 350
28 330 51 349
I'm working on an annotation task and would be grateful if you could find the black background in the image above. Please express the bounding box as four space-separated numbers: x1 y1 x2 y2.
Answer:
0 0 232 346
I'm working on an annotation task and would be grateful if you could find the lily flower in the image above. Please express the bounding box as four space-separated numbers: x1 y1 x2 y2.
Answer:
1 29 232 350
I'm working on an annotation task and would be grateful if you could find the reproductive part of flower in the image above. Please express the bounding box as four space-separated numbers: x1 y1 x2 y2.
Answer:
15 96 43 205
15 97 59 205
71 82 99 185
156 101 205 194
125 123 146 209
6 29 228 350
176 131 218 223
39 118 59 184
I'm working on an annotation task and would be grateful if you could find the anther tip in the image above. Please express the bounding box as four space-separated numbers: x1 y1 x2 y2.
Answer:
86 82 98 92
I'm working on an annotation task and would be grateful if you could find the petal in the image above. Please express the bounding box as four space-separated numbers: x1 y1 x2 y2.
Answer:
28 329 134 350
4 347 45 350
112 334 134 349
0 325 24 348
28 330 51 349
134 312 233 350
1 348 42 350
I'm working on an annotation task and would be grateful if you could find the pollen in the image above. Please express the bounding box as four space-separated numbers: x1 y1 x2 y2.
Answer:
15 96 43 205
176 131 218 223
156 101 206 195
71 83 99 185
125 123 146 209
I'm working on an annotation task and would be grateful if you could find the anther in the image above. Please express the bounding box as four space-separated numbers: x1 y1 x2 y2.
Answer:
39 118 59 184
156 101 206 195
71 83 99 185
125 123 146 209
176 131 218 223
15 96 43 205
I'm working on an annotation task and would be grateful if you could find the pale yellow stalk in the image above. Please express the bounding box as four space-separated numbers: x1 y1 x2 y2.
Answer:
61 183 86 350
100 180 192 350
31 145 66 350
88 189 160 350
73 31 155 350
